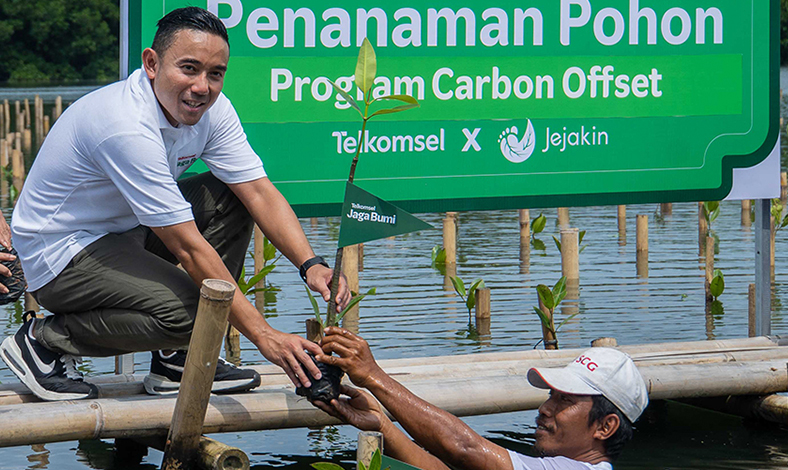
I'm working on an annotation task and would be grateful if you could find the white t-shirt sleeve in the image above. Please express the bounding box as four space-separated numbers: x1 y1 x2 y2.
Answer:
507 450 611 470
92 131 194 227
200 94 266 184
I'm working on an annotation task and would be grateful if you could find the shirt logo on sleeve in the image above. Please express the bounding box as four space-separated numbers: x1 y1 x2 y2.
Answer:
177 154 197 168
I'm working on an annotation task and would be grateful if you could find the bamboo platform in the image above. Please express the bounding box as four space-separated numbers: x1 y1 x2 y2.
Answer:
0 336 787 447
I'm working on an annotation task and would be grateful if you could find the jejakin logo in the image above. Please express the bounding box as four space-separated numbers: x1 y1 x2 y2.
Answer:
498 120 536 163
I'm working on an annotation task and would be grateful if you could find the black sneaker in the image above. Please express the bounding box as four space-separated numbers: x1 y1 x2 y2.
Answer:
0 312 98 401
144 350 261 395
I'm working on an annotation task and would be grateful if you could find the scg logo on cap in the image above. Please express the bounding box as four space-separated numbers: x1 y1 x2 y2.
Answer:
574 355 598 371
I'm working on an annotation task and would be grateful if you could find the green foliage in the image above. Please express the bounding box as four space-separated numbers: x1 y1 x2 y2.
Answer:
531 213 546 237
449 276 486 323
311 449 389 470
552 230 587 253
702 201 720 228
533 276 578 348
238 236 281 295
0 0 119 83
782 0 788 64
710 269 725 300
431 245 446 265
771 199 788 232
306 285 377 329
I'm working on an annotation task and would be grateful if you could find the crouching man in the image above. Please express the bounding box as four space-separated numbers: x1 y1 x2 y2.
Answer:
316 327 648 470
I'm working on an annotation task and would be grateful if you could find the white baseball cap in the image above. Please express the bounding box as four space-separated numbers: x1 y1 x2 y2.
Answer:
527 348 649 422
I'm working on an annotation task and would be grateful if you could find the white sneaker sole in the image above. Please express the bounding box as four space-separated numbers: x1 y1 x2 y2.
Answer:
0 336 93 401
143 373 260 396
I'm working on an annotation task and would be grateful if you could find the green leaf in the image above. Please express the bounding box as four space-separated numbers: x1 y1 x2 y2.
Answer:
709 207 720 224
712 269 724 279
710 274 725 299
466 279 485 311
328 79 362 116
556 312 580 331
578 230 586 245
431 245 446 265
536 284 554 310
369 103 419 118
552 235 561 252
532 238 546 251
336 287 377 324
532 213 546 234
247 264 276 290
781 215 788 229
374 94 419 105
369 449 382 470
263 239 277 262
304 286 323 328
237 266 248 293
311 464 346 470
355 38 376 97
552 276 567 307
533 306 554 332
450 276 466 299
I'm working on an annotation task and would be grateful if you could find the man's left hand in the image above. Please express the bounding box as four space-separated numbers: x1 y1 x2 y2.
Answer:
315 385 388 432
305 263 350 310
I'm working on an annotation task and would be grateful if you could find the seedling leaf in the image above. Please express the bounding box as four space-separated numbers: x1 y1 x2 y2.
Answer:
369 103 419 118
450 276 466 299
263 239 277 262
578 230 586 245
375 94 419 105
304 286 323 329
336 287 377 324
532 213 546 234
552 236 561 252
329 79 362 116
246 264 276 290
552 276 567 307
556 312 580 331
467 279 485 311
536 284 554 310
355 38 376 97
533 307 554 332
532 238 546 251
369 449 382 470
311 464 346 470
710 274 725 299
431 245 446 265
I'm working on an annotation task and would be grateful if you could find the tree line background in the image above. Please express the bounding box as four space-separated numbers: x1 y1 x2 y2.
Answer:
1 0 788 85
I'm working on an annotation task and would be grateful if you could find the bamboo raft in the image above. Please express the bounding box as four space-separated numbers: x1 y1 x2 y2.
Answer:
0 336 787 448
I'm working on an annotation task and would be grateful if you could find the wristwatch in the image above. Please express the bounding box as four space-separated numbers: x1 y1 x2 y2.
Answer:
299 256 329 282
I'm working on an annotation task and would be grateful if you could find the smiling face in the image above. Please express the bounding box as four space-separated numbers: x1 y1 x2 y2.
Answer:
534 390 602 461
142 29 229 127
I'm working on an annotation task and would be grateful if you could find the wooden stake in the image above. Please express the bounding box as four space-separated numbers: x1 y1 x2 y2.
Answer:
442 216 456 265
3 100 9 137
0 104 3 140
781 172 787 202
742 199 752 227
538 296 557 350
591 337 618 347
131 435 250 470
748 283 756 338
341 244 360 328
636 215 648 277
0 139 6 167
698 202 708 249
357 431 383 470
660 203 672 216
771 215 776 268
54 96 62 121
519 209 530 274
475 287 491 322
162 279 235 470
14 102 20 134
617 205 626 241
12 148 23 195
705 236 715 303
23 99 30 129
557 207 569 228
43 115 49 137
253 225 265 311
560 228 579 281
22 129 31 154
358 243 364 272
306 318 323 343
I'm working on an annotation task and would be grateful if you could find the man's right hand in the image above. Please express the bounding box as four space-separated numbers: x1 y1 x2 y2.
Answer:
317 327 383 389
256 328 323 388
315 385 389 432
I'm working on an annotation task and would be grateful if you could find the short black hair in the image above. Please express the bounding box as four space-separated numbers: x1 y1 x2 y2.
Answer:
588 395 634 461
151 7 229 56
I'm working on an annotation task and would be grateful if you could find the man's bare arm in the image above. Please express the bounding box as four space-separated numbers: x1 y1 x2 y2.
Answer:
318 328 514 470
228 177 349 309
151 220 322 387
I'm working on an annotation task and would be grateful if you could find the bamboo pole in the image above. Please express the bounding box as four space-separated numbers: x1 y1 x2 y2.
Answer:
636 215 648 277
742 200 752 226
771 215 776 268
781 172 787 203
162 279 235 470
14 102 20 134
54 96 62 121
253 225 265 312
22 129 31 155
538 297 557 350
12 148 23 195
705 236 715 303
23 99 30 129
43 115 49 137
518 209 530 274
2 100 8 137
2 358 787 447
660 203 672 216
748 283 756 338
357 431 383 470
557 207 569 228
133 435 250 470
442 216 456 265
698 202 707 250
341 244 360 332
0 105 3 140
591 337 618 348
617 205 626 244
560 228 579 281
474 287 491 336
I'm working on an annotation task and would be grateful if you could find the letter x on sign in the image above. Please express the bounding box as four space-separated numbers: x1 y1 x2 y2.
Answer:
462 128 481 152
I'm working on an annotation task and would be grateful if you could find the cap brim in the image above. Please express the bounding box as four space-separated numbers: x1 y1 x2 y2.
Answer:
527 367 603 396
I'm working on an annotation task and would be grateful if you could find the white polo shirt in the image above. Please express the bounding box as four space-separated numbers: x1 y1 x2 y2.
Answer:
509 451 614 470
11 68 266 291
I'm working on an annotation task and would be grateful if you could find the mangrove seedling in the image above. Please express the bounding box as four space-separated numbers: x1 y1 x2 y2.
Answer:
300 286 376 403
312 448 388 470
237 264 276 297
323 37 419 327
531 213 547 251
552 230 587 254
702 201 720 231
449 276 486 324
710 269 725 301
771 198 788 232
533 276 578 349
430 244 447 274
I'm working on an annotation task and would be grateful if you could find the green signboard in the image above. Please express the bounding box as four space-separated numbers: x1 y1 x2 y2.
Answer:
125 0 778 216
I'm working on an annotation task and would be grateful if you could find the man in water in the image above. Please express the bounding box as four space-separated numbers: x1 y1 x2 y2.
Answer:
1 7 348 401
317 328 648 470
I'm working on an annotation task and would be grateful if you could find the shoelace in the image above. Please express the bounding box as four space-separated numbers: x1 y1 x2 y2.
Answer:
61 355 85 381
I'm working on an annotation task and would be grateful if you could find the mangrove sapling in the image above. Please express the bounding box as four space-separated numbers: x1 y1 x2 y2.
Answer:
533 276 578 349
703 201 721 232
324 37 419 326
531 213 547 251
300 286 376 403
552 230 587 254
430 244 447 274
449 276 486 324
771 198 788 232
710 269 725 301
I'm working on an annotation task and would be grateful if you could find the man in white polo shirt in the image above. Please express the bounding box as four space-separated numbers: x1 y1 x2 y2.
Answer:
0 7 348 401
316 328 649 470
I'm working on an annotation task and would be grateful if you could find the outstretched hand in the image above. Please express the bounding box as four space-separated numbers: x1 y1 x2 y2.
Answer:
305 264 350 310
316 327 382 389
256 329 323 388
314 385 388 432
